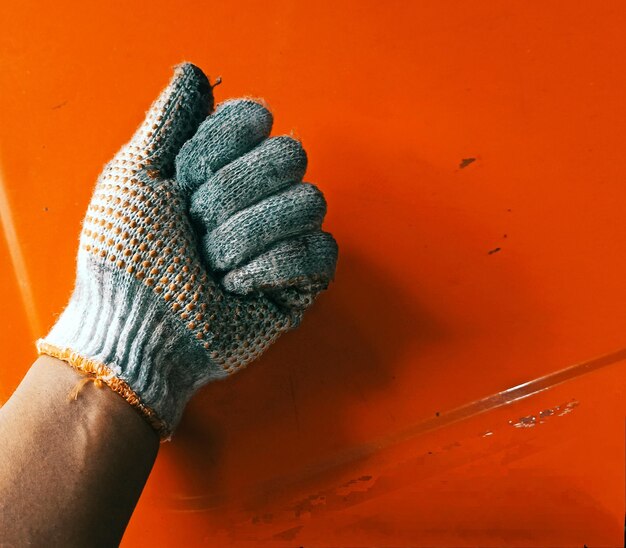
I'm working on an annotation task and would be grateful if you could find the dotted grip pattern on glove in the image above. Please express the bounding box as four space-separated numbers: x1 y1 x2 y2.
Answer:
36 63 338 438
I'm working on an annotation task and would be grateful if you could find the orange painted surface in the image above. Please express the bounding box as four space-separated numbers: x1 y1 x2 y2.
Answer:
0 1 624 546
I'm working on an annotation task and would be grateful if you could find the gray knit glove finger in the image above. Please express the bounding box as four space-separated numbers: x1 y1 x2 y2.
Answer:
176 99 337 310
37 64 338 439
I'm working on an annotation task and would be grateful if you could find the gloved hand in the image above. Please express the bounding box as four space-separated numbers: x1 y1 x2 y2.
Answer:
37 63 338 439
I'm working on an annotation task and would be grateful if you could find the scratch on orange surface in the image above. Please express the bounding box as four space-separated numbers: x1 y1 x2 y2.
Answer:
0 157 41 341
276 346 626 481
164 346 626 517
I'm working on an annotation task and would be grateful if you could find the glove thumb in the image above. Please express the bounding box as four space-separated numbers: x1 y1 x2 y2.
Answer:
112 63 215 179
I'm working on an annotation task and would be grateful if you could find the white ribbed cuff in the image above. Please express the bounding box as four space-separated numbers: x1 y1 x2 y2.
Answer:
38 259 225 438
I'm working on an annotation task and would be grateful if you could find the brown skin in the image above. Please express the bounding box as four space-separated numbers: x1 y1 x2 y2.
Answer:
0 355 159 546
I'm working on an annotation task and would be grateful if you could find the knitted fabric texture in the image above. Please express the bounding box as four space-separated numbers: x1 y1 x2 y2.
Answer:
37 63 338 439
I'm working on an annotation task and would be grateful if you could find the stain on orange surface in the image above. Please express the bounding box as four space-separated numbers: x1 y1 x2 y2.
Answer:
0 1 624 546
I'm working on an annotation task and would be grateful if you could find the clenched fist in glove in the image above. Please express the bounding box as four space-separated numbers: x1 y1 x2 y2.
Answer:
37 63 338 439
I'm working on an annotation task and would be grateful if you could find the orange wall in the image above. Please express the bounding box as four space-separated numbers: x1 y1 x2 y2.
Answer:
0 2 624 545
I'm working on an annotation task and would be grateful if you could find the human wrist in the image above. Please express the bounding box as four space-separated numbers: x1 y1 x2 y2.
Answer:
14 356 160 448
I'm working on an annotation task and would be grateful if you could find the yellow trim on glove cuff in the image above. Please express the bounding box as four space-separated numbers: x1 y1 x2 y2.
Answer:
36 340 169 439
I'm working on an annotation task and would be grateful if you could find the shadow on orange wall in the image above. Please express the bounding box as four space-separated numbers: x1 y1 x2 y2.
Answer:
167 249 444 506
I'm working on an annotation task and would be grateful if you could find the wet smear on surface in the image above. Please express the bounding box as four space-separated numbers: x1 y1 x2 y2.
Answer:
509 400 580 429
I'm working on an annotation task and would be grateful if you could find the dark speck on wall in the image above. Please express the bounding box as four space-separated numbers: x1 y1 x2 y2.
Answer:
488 247 501 255
459 157 476 169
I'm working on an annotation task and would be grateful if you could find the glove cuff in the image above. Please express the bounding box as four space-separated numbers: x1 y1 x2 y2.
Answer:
37 261 225 439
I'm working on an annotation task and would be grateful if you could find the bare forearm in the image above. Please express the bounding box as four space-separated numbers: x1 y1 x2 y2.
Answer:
0 356 159 546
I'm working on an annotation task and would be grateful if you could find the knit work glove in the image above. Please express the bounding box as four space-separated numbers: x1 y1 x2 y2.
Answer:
37 63 338 439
